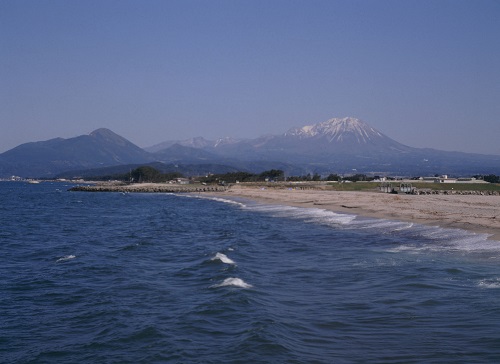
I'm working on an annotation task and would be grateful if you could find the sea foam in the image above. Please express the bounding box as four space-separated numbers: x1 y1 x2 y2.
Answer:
212 277 252 289
205 197 246 208
191 194 500 255
56 255 76 262
247 204 357 226
211 252 235 265
183 194 247 208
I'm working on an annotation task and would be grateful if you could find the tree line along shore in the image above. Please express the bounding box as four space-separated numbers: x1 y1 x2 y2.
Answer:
63 165 500 195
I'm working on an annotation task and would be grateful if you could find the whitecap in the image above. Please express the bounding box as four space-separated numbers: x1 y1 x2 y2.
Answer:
211 252 235 265
56 255 76 262
211 277 252 289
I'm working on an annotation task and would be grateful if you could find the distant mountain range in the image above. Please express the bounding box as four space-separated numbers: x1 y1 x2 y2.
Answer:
1 117 499 178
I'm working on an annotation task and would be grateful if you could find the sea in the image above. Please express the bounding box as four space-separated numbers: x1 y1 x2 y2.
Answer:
1 181 500 363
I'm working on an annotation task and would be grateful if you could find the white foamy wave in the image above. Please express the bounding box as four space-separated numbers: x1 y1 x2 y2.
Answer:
206 197 247 208
392 222 414 231
385 224 500 255
211 277 252 289
445 234 499 252
413 226 497 252
56 255 76 262
355 219 414 231
186 194 357 227
185 194 500 255
244 202 499 255
184 194 247 208
478 278 500 289
229 200 499 254
246 204 356 226
247 204 298 214
302 208 357 226
385 245 428 254
211 252 235 265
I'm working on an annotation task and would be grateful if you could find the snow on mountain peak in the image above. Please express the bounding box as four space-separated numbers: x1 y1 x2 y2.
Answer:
285 117 384 143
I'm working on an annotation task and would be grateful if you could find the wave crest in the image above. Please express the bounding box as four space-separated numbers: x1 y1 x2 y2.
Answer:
56 255 76 262
211 277 252 289
211 252 235 265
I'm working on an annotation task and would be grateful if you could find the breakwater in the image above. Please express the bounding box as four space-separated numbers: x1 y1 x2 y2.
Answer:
69 183 228 193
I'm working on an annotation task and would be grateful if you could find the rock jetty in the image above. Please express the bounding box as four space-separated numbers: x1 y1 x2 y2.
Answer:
69 183 228 193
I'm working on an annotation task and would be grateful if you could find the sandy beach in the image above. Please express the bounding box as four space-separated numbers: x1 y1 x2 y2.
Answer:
220 185 500 241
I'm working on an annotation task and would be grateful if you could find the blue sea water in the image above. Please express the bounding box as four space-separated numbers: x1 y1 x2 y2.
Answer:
1 182 500 363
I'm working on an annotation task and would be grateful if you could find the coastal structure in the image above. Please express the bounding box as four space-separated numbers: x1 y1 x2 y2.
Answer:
69 183 228 193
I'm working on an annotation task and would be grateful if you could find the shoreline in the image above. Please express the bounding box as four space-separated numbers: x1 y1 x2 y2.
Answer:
215 185 500 241
69 182 500 241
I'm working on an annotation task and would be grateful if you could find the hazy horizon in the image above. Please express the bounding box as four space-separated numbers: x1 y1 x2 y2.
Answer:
1 0 499 155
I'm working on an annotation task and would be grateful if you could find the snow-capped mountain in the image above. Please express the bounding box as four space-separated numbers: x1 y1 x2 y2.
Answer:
150 116 498 175
201 116 411 159
148 117 391 153
273 116 414 155
285 117 384 143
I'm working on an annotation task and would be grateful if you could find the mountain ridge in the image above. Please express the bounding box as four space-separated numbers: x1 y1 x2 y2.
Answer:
0 128 154 177
1 117 499 178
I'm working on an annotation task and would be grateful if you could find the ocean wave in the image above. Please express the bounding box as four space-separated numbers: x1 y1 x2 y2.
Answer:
211 277 252 289
246 203 500 254
183 194 247 208
205 196 247 208
385 225 498 254
245 204 357 226
353 219 414 231
190 195 500 254
211 252 236 265
56 255 76 262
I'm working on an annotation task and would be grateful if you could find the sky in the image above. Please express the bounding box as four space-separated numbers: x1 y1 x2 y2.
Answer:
1 0 499 155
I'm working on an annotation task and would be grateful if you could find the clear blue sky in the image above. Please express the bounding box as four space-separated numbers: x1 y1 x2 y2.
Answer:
1 0 499 154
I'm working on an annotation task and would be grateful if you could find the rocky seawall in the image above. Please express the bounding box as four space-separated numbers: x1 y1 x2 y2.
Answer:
69 183 228 193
